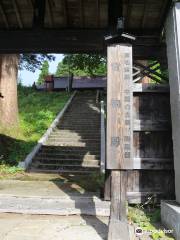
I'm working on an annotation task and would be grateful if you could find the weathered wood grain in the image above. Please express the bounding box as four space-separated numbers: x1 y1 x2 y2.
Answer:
107 44 133 170
133 132 173 158
108 171 130 240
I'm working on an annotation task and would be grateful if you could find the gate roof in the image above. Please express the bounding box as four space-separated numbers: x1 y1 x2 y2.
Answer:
0 0 172 57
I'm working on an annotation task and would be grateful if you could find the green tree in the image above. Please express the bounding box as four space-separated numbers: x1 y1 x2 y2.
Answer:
55 54 107 77
37 60 49 85
55 61 70 77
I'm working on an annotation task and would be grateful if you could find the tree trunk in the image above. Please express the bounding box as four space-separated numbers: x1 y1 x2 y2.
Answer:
0 54 19 128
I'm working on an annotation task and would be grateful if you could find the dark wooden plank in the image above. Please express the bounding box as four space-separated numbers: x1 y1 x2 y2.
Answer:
67 73 73 92
107 44 133 169
33 0 46 28
133 132 173 158
0 29 166 57
12 0 23 29
133 83 170 92
108 170 130 240
0 2 9 28
126 170 175 203
46 0 54 27
133 157 173 170
133 94 171 123
104 170 111 201
133 120 171 131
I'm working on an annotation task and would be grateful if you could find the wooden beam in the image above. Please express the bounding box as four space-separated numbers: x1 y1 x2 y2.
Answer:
0 29 166 58
0 2 9 28
46 0 54 27
108 0 123 31
96 0 100 27
62 0 68 27
33 0 46 28
108 171 130 240
12 0 23 28
133 158 173 170
133 83 169 92
28 0 34 8
104 170 111 201
133 119 171 131
141 0 148 28
125 0 131 28
79 0 84 28
160 0 172 32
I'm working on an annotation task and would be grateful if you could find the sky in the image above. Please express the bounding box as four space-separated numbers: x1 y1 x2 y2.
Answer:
18 54 64 86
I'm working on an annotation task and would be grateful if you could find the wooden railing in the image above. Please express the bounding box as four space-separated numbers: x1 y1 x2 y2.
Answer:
100 100 106 173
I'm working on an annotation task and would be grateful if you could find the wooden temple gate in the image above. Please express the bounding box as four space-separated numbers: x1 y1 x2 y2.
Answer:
0 0 177 239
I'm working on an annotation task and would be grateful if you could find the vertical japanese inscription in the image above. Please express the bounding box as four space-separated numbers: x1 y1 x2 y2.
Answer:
107 44 133 170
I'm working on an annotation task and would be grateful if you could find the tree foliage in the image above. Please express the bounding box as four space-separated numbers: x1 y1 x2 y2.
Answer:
37 60 49 85
19 54 55 72
55 54 107 77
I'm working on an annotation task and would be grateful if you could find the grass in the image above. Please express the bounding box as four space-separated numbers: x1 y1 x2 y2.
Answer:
128 205 174 239
0 86 70 174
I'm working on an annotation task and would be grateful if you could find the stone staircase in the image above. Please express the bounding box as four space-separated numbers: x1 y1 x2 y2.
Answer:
30 91 101 174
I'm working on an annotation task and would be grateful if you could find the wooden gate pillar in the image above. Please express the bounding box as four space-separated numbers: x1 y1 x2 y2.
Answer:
107 44 133 240
166 2 180 204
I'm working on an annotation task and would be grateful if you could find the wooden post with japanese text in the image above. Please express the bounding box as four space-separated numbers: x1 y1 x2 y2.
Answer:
107 44 133 240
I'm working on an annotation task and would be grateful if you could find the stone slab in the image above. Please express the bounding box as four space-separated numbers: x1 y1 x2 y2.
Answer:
0 213 108 240
161 200 180 239
0 180 110 217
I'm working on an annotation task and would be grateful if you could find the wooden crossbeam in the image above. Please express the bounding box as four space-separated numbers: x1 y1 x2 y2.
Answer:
0 2 9 28
12 0 23 28
33 0 46 28
0 29 166 58
134 61 168 82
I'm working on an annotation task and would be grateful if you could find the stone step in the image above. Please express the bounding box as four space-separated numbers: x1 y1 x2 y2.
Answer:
49 134 100 138
37 153 100 160
59 122 100 126
63 114 99 117
34 164 99 169
29 91 101 174
47 138 100 143
62 116 99 119
53 130 100 135
0 196 110 216
57 127 100 131
63 115 100 119
33 159 99 166
32 161 99 168
44 140 100 147
57 126 100 129
30 168 99 174
40 146 100 153
68 109 98 111
40 150 100 156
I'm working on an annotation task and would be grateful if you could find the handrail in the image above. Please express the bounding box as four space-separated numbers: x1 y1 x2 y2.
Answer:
100 100 106 173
